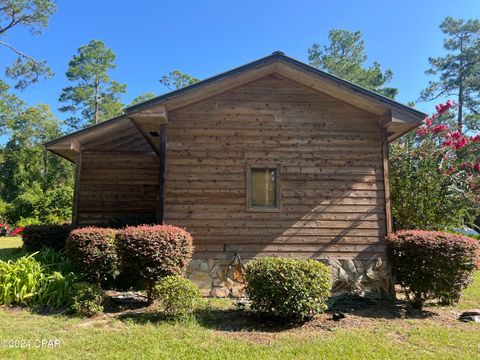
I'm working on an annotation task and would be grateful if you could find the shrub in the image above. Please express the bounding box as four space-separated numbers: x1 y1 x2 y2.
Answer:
0 253 79 307
152 275 202 319
245 258 331 322
22 224 73 252
70 282 104 317
66 227 118 285
116 225 193 301
387 230 480 309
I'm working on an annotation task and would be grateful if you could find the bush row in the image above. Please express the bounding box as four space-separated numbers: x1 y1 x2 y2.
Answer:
57 225 194 302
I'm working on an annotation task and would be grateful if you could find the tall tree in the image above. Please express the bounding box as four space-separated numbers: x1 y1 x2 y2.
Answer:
308 30 398 98
159 70 198 90
59 40 126 129
420 17 480 132
0 104 73 202
0 0 55 89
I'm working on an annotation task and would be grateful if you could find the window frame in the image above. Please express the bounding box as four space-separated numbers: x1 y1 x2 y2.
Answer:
246 164 281 212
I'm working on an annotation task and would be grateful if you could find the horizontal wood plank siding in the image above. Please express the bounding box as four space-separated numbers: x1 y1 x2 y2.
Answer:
77 151 158 226
164 75 385 260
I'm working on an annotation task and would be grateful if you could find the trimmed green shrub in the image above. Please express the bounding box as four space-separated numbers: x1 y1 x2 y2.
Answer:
387 230 480 309
245 258 331 322
116 225 193 301
0 253 79 307
22 224 73 252
70 282 104 317
66 227 118 285
153 275 202 319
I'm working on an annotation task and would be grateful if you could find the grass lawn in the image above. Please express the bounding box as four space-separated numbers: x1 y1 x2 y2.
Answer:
0 237 479 359
0 236 22 259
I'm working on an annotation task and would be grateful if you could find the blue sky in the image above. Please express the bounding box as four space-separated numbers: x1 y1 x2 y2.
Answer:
4 0 480 122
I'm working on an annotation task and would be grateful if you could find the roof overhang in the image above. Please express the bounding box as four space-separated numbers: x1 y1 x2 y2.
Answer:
45 52 426 160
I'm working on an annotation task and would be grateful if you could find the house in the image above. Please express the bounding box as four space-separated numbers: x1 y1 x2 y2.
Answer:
45 52 426 298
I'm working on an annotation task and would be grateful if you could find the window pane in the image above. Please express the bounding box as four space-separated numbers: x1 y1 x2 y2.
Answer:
250 168 277 208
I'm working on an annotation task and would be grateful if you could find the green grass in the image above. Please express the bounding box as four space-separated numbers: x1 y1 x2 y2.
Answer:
0 236 22 259
0 237 479 359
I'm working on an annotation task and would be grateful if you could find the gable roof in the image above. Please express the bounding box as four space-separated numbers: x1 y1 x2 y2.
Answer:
45 51 427 162
126 51 425 119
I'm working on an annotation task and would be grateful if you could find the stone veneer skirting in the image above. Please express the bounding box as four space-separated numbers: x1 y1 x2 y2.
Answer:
186 258 393 299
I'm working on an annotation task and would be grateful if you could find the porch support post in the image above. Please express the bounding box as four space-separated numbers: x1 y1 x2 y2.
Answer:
381 127 393 234
72 152 82 226
157 123 167 224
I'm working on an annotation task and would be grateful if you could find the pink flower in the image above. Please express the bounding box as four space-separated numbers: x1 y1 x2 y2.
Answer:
470 134 480 142
432 124 448 133
451 131 461 139
425 117 432 127
11 227 24 236
416 126 429 136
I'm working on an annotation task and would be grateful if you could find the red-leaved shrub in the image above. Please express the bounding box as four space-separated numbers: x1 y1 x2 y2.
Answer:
66 227 118 285
115 225 193 301
387 230 480 308
22 224 73 252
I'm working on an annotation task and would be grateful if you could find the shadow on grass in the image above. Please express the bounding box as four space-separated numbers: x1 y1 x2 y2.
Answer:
0 247 22 260
195 307 306 332
112 294 437 331
329 295 437 320
116 306 306 332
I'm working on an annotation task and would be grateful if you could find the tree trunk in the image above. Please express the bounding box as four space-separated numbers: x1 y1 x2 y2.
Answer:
458 85 464 132
457 38 464 133
94 79 100 124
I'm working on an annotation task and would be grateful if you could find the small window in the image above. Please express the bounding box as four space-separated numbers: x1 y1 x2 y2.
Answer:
247 166 280 210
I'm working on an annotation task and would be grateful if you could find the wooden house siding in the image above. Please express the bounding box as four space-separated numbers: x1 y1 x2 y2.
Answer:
164 75 387 260
76 151 159 226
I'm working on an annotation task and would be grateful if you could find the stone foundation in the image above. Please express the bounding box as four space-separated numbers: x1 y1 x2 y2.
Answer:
186 258 393 299
323 258 393 299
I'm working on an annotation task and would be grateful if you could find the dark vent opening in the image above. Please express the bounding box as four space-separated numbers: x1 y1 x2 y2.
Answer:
149 131 160 137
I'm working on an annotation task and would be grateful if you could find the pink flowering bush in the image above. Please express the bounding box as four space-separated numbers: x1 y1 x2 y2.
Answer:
0 223 24 237
390 100 479 230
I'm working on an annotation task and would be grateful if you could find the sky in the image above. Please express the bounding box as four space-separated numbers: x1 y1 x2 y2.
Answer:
3 0 480 124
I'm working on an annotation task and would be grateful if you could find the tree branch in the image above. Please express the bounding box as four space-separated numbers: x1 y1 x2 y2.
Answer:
0 41 39 67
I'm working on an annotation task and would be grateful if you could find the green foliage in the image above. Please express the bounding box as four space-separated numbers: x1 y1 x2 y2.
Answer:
22 224 73 252
0 199 8 222
129 92 156 106
0 252 79 307
152 275 202 319
70 282 104 317
387 230 480 309
308 29 398 98
59 40 126 129
421 17 480 132
66 227 118 285
390 135 477 230
0 0 56 89
34 247 73 274
3 186 73 226
115 225 193 301
0 80 24 137
245 258 331 322
0 105 74 204
159 70 199 90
